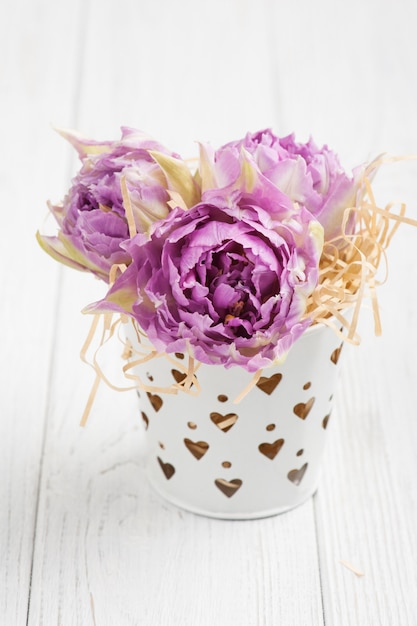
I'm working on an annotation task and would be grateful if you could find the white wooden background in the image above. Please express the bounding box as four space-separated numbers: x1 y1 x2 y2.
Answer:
1 0 417 624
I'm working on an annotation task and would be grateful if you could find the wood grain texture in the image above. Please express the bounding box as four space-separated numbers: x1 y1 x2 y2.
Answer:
1 0 417 624
0 0 84 622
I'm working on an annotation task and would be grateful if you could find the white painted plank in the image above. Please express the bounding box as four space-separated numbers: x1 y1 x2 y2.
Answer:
0 0 84 622
266 0 417 161
315 219 417 625
70 0 279 153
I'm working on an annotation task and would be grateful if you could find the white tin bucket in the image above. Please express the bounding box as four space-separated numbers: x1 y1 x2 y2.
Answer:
130 322 344 519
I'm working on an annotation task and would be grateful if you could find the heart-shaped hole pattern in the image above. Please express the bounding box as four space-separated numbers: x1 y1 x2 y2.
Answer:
157 457 175 480
287 463 308 486
214 478 243 497
210 412 238 432
171 369 187 384
141 411 149 430
331 344 343 365
147 392 163 412
256 373 282 395
258 438 285 460
293 397 315 420
184 438 209 460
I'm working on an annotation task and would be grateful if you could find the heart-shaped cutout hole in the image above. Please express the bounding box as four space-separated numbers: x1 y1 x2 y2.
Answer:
293 397 315 420
256 373 282 395
214 478 243 497
331 344 343 365
258 438 285 460
210 412 238 432
184 438 209 460
157 457 175 480
172 369 187 384
287 463 308 486
147 392 163 412
141 411 149 430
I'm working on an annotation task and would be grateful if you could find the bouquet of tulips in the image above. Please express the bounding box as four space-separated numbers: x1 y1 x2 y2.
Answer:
37 127 406 379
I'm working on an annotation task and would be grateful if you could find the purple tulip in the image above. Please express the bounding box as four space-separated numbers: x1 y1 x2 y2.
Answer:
88 159 323 372
37 127 198 282
213 129 361 241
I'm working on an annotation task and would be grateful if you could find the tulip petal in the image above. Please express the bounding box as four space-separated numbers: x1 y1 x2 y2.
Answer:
36 231 94 273
149 151 200 208
54 127 113 158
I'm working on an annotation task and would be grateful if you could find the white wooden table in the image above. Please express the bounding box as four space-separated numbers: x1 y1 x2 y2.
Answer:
1 1 417 624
